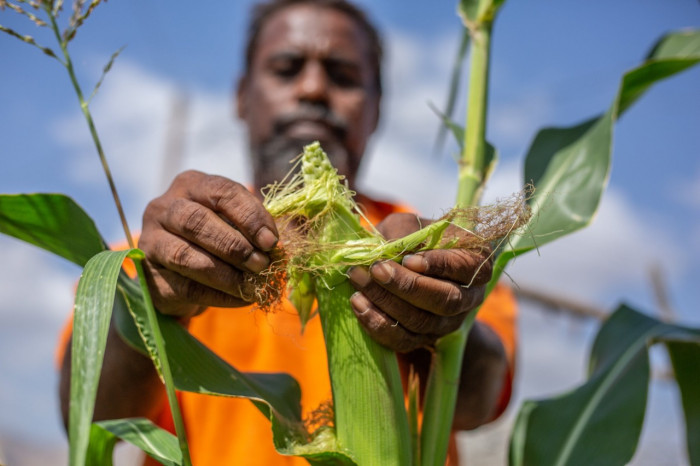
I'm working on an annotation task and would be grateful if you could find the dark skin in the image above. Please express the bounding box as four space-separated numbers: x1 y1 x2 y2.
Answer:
59 3 507 432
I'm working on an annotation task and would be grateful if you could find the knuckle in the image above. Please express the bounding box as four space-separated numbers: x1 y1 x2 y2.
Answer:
171 242 195 269
442 285 465 313
180 277 206 304
173 169 203 187
210 177 243 209
463 248 493 284
401 310 432 333
233 203 266 236
423 251 448 276
368 288 396 313
391 270 420 295
177 202 208 237
438 315 464 335
220 233 253 263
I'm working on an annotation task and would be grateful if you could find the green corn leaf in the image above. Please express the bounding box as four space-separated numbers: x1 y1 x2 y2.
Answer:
88 418 182 466
86 422 117 466
69 248 134 466
114 272 355 463
0 190 348 462
0 193 106 267
666 341 700 465
489 29 700 291
509 305 700 466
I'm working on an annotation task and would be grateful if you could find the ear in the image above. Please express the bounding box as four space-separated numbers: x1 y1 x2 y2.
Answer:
235 76 248 120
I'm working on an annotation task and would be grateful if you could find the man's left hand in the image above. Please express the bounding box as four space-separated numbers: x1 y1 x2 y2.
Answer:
348 213 492 352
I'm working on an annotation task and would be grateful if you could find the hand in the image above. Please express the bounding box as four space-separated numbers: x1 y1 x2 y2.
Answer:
348 213 492 352
138 170 279 318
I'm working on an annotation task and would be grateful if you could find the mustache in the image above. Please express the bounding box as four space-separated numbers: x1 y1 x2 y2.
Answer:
273 104 348 138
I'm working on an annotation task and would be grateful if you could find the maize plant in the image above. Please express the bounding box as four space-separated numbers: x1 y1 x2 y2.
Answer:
2 0 700 465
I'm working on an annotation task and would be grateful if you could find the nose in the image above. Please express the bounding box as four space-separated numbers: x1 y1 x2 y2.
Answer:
296 60 329 104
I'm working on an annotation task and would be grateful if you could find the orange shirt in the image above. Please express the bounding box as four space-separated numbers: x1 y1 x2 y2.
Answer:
58 195 517 465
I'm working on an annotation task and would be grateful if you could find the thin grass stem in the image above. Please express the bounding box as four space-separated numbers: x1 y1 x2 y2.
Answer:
46 5 135 249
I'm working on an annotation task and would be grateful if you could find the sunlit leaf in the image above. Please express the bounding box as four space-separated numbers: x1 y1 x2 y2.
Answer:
88 418 182 466
509 305 700 466
0 193 106 266
489 29 700 289
69 249 134 466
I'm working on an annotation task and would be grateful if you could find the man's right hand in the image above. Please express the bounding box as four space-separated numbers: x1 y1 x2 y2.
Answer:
138 170 279 318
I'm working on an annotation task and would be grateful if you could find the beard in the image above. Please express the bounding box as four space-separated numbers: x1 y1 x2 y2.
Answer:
249 104 357 189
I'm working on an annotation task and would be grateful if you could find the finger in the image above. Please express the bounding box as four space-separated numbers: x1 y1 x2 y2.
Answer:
158 197 272 273
375 213 425 240
365 260 485 317
402 248 492 287
183 173 278 251
349 291 434 353
348 266 465 334
141 229 256 300
143 263 252 318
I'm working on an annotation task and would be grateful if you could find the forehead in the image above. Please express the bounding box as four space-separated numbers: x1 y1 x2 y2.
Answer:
254 4 372 64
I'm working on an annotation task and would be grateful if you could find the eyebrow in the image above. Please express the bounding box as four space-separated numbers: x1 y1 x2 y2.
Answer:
266 50 361 67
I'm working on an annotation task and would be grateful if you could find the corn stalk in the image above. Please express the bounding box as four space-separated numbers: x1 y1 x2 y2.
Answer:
420 1 500 463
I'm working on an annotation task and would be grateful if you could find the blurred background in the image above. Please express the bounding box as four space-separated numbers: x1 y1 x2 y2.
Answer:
1 0 698 464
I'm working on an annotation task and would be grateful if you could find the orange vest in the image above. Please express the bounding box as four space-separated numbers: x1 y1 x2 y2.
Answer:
58 196 517 465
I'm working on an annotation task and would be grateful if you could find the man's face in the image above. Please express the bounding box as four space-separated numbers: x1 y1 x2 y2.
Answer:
238 4 380 190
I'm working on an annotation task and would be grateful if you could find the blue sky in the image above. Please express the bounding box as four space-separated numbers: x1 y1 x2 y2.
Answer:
1 0 699 462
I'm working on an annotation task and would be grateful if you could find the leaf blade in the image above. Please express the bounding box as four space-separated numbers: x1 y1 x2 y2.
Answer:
89 418 183 466
0 193 106 267
509 305 700 466
69 249 132 466
490 29 700 288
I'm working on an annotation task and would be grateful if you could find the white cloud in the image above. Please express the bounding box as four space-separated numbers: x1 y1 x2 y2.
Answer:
0 238 77 321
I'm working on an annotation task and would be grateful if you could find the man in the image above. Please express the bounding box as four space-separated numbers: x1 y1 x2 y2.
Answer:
58 0 516 464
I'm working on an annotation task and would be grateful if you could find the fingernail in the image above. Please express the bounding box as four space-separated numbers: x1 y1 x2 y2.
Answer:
348 266 371 287
350 291 371 314
370 261 393 284
256 227 278 251
402 254 427 273
244 251 269 273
